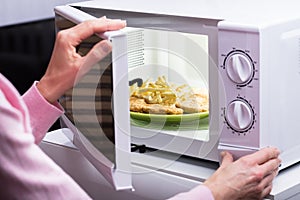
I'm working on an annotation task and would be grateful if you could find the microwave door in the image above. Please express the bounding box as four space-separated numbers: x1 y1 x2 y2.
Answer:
55 5 132 191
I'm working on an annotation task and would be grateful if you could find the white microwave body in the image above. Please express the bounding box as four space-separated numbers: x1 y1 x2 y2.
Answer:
55 0 300 190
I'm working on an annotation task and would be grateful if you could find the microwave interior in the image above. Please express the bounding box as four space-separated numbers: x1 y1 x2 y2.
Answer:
127 28 212 156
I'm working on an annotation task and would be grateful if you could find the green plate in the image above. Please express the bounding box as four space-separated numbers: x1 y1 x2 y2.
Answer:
130 111 209 130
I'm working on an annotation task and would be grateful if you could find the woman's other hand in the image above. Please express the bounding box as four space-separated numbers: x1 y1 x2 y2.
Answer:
204 147 281 200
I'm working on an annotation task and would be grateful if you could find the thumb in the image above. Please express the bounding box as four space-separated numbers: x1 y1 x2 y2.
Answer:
219 151 234 168
83 40 113 73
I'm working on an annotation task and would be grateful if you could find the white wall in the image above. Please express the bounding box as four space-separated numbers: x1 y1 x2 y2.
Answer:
0 0 85 27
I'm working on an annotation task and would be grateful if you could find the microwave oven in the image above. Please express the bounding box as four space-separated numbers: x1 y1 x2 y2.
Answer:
55 0 300 190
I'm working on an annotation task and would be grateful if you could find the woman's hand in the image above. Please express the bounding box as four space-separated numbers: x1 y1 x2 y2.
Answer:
204 147 281 200
37 17 126 103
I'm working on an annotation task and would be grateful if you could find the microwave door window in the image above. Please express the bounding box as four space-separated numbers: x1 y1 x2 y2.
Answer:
60 32 132 190
63 35 116 162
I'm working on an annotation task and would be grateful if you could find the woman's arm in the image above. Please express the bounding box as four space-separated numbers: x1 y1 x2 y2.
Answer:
0 74 91 199
22 81 63 144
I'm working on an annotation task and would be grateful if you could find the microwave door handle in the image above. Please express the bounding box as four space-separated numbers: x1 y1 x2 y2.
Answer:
54 5 119 40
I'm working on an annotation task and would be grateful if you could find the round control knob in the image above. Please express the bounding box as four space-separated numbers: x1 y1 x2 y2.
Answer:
225 100 254 132
225 52 254 85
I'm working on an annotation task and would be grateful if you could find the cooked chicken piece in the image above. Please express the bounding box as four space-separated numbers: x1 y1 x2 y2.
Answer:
130 97 183 114
176 94 209 113
175 87 209 113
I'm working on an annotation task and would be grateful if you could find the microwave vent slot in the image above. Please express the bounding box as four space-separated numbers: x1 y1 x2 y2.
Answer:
127 29 145 68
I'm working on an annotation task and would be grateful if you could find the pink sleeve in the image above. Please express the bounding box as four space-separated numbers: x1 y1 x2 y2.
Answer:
22 81 64 144
168 185 215 200
0 75 91 199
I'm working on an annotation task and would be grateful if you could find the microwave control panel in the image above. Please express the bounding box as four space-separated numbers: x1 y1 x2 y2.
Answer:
218 28 260 149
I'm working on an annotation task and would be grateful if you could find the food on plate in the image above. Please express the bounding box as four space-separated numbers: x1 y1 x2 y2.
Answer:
129 76 209 115
176 87 209 113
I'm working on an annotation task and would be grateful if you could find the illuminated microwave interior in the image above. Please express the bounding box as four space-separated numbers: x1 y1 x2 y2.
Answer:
128 28 210 142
